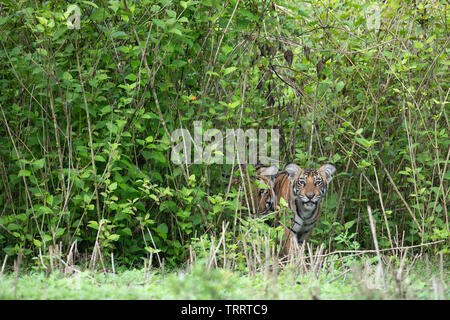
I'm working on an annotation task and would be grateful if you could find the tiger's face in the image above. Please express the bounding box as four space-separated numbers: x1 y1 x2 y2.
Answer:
285 163 336 215
249 173 277 215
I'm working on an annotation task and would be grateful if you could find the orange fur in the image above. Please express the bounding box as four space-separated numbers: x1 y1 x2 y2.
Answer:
273 164 336 255
229 164 279 216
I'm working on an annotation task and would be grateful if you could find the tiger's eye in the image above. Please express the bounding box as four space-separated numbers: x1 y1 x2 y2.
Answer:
315 180 322 186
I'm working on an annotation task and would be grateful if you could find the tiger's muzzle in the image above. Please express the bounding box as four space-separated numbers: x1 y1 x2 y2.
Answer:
302 200 317 209
300 194 320 209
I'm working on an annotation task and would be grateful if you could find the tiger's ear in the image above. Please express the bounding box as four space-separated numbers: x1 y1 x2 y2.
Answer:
258 165 279 181
285 163 302 181
318 164 336 183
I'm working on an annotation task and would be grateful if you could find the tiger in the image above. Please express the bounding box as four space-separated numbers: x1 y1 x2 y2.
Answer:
272 163 336 255
227 164 279 217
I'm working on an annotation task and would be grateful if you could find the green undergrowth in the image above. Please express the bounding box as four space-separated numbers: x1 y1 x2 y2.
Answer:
1 257 448 300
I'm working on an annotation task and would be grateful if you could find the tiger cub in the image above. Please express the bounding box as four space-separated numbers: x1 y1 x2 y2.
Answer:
228 164 279 217
273 163 336 254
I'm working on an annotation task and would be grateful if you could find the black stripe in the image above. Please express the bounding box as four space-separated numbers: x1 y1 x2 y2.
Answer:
303 219 317 227
296 206 316 220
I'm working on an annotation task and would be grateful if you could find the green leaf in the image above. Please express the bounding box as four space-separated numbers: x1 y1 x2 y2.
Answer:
32 158 45 170
332 153 341 163
16 214 27 222
169 27 182 36
206 71 220 77
151 152 166 163
344 220 356 230
18 170 31 177
36 16 48 25
46 195 54 206
145 246 161 254
108 234 120 241
36 48 47 56
33 239 42 247
125 73 137 82
355 137 378 149
55 228 65 238
88 220 99 230
82 1 99 8
109 182 118 191
111 31 128 39
121 227 132 236
166 9 177 18
223 67 237 76
298 8 310 18
227 100 241 109
221 45 233 55
157 223 168 234
279 197 288 207
7 223 21 231
152 18 166 29
180 1 189 9
94 155 106 162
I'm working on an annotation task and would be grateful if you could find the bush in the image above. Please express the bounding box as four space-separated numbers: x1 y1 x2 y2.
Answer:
0 0 448 268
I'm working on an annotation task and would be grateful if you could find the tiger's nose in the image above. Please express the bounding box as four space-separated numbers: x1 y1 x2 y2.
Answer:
306 192 315 199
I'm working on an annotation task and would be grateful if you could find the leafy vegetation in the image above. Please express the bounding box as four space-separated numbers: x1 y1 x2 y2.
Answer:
0 0 448 299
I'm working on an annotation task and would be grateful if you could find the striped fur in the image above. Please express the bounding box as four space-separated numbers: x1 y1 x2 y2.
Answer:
273 163 336 254
228 164 279 216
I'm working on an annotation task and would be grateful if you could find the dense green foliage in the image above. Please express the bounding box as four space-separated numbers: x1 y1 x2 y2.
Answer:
0 0 448 270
